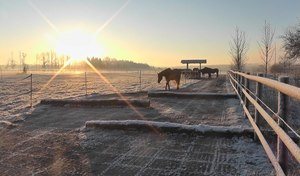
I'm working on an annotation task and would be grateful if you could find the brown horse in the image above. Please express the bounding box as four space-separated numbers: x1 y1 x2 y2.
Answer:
158 68 181 90
200 67 219 78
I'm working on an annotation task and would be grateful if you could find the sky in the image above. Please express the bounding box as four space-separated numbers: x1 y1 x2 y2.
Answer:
0 0 300 67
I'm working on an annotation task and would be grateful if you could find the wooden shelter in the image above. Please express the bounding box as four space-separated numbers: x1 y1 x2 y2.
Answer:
181 59 207 70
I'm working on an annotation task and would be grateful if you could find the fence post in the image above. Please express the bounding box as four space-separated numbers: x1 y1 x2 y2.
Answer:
241 73 245 100
234 72 238 89
231 72 235 88
30 74 33 107
85 72 87 96
238 74 242 96
236 74 239 94
139 70 142 92
0 68 2 81
277 76 289 174
244 72 250 118
254 73 263 141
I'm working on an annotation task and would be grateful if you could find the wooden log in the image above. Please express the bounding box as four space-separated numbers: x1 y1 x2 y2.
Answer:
85 120 253 137
40 99 150 108
147 91 237 99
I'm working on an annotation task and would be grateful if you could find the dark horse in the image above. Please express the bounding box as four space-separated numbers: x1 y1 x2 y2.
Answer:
200 67 219 78
158 68 181 90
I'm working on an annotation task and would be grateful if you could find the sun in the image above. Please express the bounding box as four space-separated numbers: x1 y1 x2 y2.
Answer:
55 29 103 61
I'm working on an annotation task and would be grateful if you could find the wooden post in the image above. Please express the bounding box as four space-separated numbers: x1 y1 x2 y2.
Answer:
237 74 241 96
139 70 142 92
233 73 238 90
85 72 87 96
241 74 245 102
236 74 239 94
254 73 263 141
199 63 202 78
30 74 33 107
244 72 250 118
277 76 289 174
0 68 2 81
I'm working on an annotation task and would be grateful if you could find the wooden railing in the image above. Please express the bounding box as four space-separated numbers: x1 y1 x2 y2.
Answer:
228 70 300 176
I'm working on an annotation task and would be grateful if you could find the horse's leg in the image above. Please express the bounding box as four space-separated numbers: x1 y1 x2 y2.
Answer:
209 73 211 78
165 82 167 90
168 81 170 90
176 78 180 89
217 71 219 77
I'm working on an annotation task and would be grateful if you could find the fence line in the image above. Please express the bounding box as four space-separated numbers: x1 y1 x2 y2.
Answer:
1 74 34 107
228 70 300 175
84 70 143 93
3 70 196 115
232 71 300 100
239 79 300 139
230 80 285 175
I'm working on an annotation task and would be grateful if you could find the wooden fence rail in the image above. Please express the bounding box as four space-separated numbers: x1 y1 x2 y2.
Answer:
228 70 300 176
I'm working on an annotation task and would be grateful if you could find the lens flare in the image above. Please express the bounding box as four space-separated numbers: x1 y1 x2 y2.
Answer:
84 59 162 135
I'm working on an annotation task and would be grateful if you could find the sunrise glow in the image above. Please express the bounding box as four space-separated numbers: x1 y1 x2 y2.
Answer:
55 29 103 61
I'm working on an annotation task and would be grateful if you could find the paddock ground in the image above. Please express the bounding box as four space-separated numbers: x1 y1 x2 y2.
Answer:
0 75 281 175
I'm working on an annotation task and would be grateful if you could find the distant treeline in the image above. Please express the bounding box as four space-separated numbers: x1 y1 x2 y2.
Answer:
87 57 153 70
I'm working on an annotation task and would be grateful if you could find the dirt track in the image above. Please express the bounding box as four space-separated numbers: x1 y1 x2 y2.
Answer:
179 75 233 93
0 76 282 175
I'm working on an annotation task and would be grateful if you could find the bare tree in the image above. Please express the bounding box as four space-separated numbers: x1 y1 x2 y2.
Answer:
7 52 16 69
19 52 27 73
229 27 248 71
258 20 275 74
41 52 49 69
282 22 300 61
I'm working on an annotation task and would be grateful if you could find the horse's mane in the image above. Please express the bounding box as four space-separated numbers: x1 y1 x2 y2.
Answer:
158 68 172 75
202 67 218 70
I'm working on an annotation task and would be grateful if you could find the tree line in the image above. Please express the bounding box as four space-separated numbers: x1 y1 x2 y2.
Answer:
87 57 152 70
4 51 153 71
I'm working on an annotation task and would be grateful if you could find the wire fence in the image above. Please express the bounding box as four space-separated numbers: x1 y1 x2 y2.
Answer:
0 70 197 118
3 74 33 107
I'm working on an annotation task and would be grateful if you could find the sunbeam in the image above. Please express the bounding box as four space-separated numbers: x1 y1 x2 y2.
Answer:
84 59 162 135
34 58 74 102
94 0 131 36
28 0 60 33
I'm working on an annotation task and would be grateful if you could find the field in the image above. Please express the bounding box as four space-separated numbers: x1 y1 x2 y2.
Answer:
0 71 196 122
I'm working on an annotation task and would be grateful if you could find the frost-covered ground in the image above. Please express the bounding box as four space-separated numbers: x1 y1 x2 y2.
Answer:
0 128 275 176
2 74 293 175
0 71 196 121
